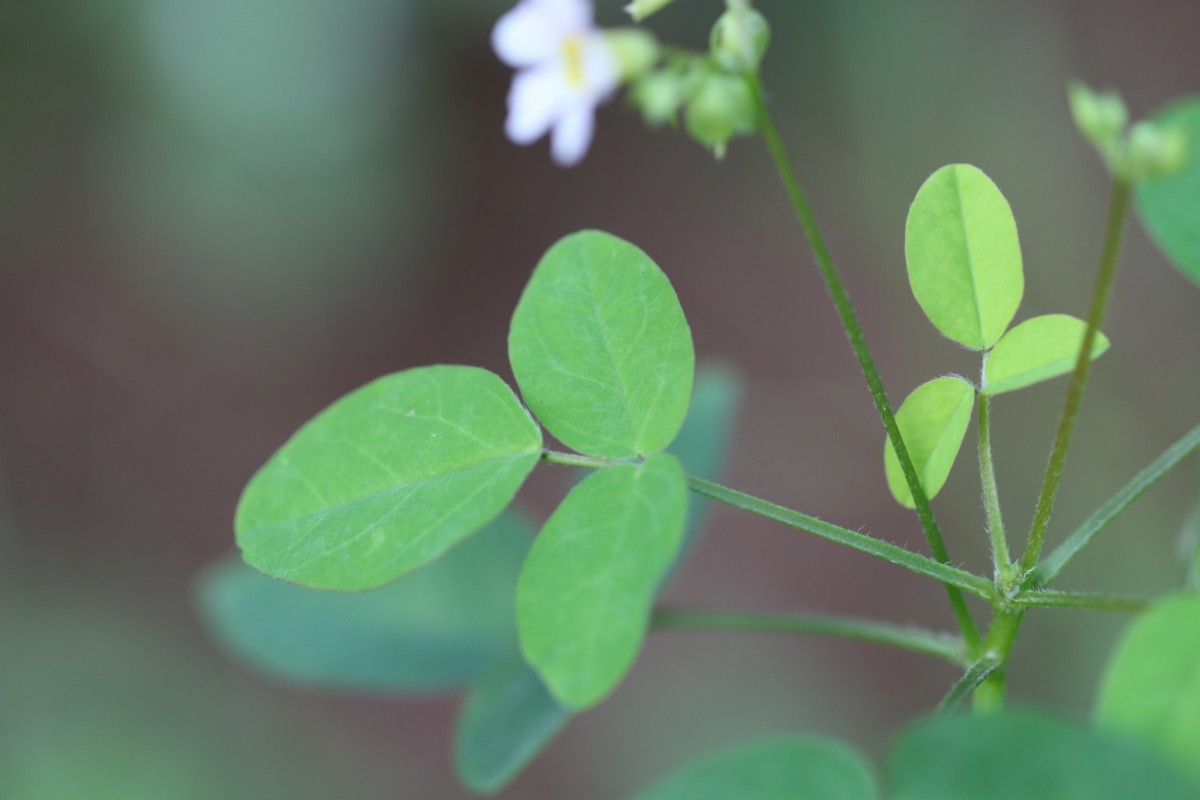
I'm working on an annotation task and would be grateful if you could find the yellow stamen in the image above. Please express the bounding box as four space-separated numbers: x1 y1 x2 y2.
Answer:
561 36 586 90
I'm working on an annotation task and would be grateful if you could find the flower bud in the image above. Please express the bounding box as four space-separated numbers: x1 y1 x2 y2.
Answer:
685 71 756 158
604 29 660 82
710 2 770 72
631 70 688 127
624 0 677 22
1067 82 1127 154
1126 121 1188 180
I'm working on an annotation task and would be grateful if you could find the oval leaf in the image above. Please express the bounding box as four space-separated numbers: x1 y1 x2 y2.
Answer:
629 735 878 800
518 453 688 709
982 314 1111 395
236 365 542 590
906 164 1025 349
1096 594 1200 781
1135 96 1200 287
453 657 570 794
888 711 1198 800
508 230 695 459
200 513 532 693
884 377 975 508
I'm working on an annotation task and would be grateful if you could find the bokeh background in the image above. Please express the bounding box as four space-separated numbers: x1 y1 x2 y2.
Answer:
2 0 1198 796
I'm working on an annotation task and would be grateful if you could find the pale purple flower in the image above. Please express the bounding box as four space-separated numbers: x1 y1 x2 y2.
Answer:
492 0 619 166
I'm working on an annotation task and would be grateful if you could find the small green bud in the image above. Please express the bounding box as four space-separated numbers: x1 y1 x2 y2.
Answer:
624 0 676 23
685 70 756 158
1126 120 1188 180
604 29 660 82
631 70 688 127
1067 82 1127 153
710 3 771 72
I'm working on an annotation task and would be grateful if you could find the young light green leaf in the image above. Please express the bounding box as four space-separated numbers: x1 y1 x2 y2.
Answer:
236 366 542 591
884 377 975 508
982 314 1111 395
1096 594 1200 781
453 657 570 794
518 453 688 709
906 164 1025 349
199 513 532 693
629 735 878 800
889 711 1199 799
508 230 695 459
1135 96 1200 287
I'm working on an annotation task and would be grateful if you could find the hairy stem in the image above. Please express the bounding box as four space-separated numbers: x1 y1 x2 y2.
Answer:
972 610 1023 712
1020 180 1132 575
687 476 993 598
653 607 967 665
977 393 1011 578
749 77 979 649
1013 589 1149 613
939 656 1003 715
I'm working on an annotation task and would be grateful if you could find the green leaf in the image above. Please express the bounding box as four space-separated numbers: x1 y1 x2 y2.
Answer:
236 366 542 590
508 230 695 459
884 377 975 508
629 735 878 800
906 164 1025 349
1096 594 1200 781
199 513 532 693
1135 96 1200 287
982 314 1111 395
453 657 570 794
888 711 1199 799
518 453 688 709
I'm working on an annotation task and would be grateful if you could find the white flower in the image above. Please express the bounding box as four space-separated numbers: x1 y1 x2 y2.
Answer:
492 0 619 166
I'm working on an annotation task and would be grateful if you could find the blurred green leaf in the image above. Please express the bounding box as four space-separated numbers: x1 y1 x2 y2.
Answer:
509 230 695 459
453 657 570 794
1096 594 1200 781
982 314 1110 395
518 454 688 709
888 711 1198 799
629 735 877 800
200 512 532 693
906 164 1024 349
1135 96 1200 287
884 377 975 508
236 366 541 591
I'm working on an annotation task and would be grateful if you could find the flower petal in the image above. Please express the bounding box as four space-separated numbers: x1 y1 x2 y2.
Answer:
492 0 592 67
551 103 595 166
506 67 566 145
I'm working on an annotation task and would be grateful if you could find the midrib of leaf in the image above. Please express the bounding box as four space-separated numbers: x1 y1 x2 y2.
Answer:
952 168 987 348
583 248 641 453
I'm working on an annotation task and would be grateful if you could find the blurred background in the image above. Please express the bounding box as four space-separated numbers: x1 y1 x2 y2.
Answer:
1 0 1198 796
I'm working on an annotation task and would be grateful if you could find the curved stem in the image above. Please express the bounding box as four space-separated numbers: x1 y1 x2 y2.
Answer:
1020 180 1132 575
749 77 980 649
1034 421 1200 585
687 476 993 599
939 656 1003 715
977 393 1011 577
653 607 967 665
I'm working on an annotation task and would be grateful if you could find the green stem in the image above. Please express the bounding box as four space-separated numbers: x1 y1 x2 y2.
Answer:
1034 421 1200 585
653 607 967 665
540 450 638 469
1020 180 1132 575
1013 589 1149 613
687 476 993 599
939 656 1003 715
749 78 980 650
977 393 1011 577
972 610 1024 712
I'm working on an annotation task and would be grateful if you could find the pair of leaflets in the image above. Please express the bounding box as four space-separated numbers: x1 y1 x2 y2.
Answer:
885 164 1110 507
216 230 738 791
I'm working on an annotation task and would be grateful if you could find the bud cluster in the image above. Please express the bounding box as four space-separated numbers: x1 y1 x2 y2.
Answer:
1068 82 1188 182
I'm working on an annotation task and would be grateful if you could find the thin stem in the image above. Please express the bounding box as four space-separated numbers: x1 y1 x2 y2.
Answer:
653 607 967 665
1021 180 1132 575
938 657 1002 715
687 476 993 599
541 449 637 469
976 393 1011 577
972 610 1023 712
749 78 980 649
1013 589 1149 613
1034 421 1200 585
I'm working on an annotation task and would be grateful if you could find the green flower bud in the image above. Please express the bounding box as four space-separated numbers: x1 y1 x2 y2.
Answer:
624 0 677 23
686 71 756 158
631 70 688 127
604 29 660 82
1067 82 1127 154
710 2 770 72
1126 121 1188 180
